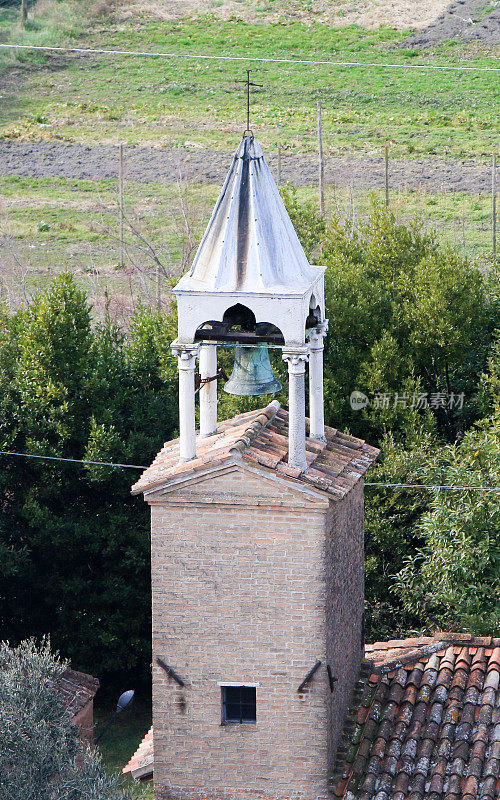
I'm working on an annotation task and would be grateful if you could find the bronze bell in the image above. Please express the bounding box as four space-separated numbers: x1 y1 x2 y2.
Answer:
224 344 282 396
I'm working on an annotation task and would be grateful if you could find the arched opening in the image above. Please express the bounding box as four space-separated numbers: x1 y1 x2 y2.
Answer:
304 293 322 333
223 303 256 331
195 303 284 345
305 306 321 332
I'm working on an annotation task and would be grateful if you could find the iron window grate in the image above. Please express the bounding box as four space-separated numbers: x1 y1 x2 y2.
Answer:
221 685 256 724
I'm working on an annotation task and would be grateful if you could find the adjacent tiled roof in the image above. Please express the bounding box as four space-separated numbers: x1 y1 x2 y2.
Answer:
131 400 379 498
365 636 440 668
331 633 500 800
54 668 99 718
123 726 153 780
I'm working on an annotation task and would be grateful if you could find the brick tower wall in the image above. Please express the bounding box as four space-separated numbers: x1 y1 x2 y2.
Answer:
149 467 364 800
325 480 365 775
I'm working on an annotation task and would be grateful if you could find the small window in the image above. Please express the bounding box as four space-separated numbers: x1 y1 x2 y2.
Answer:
221 685 256 724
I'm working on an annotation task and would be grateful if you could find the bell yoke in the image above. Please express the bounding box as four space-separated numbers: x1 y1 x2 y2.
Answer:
172 134 328 469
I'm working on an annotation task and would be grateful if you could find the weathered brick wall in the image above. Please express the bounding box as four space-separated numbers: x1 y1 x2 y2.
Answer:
324 480 365 776
149 465 364 800
73 700 94 743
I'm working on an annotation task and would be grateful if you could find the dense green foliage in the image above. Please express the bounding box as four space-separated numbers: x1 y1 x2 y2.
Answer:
0 201 498 684
0 276 177 680
0 638 142 799
394 339 500 634
285 192 500 637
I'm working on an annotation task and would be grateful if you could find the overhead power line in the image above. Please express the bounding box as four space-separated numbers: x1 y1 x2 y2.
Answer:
0 43 499 72
1 450 499 491
0 450 146 469
365 482 500 492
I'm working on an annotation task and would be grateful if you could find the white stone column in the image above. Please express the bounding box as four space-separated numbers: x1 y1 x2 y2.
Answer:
199 342 218 438
171 341 199 463
308 319 329 442
282 347 309 471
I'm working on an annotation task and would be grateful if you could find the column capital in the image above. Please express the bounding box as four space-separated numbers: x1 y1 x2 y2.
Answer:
308 319 329 347
171 340 199 368
282 346 309 374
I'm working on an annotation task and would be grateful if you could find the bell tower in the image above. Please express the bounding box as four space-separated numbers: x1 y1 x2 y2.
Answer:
172 134 328 469
134 133 379 800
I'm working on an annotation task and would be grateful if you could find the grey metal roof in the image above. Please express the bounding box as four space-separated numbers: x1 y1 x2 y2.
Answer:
176 136 319 294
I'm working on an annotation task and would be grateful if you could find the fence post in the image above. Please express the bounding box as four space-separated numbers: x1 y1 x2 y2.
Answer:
118 144 124 269
317 101 325 216
385 144 389 208
493 154 497 259
21 0 27 26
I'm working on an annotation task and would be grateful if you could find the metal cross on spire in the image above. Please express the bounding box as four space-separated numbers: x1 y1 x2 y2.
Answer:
235 70 263 134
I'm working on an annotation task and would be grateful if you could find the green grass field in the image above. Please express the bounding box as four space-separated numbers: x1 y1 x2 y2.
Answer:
0 173 495 317
0 173 494 298
94 691 153 797
0 5 498 157
0 2 498 311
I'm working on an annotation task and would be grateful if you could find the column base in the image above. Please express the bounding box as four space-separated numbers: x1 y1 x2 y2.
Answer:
310 434 327 444
179 454 197 464
199 428 218 439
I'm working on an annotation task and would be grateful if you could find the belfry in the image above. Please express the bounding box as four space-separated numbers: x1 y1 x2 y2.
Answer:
132 134 378 800
172 134 328 468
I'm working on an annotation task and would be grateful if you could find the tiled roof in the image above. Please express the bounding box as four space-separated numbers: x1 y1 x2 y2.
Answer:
54 668 99 718
366 636 444 668
331 633 500 800
131 400 379 498
123 726 153 780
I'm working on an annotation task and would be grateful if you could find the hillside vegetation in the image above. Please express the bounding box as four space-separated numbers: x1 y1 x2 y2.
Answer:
1 0 498 785
0 0 498 156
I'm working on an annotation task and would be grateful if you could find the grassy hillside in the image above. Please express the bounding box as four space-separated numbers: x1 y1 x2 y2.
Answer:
0 0 498 315
0 4 498 157
0 173 495 320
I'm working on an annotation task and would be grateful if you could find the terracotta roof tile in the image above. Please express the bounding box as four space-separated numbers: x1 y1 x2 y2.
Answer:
122 726 153 779
54 668 99 718
132 400 379 498
330 634 500 800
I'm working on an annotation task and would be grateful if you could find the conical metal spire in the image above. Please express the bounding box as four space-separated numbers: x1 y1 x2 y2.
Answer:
179 136 318 294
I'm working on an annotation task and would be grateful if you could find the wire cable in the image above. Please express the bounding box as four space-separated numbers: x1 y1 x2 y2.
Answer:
1 450 499 490
0 450 146 469
365 482 500 492
0 43 499 72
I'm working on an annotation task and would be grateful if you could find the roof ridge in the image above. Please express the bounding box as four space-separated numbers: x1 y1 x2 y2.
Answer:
132 403 378 498
60 667 100 688
432 631 500 646
228 400 281 457
374 640 451 673
331 638 500 800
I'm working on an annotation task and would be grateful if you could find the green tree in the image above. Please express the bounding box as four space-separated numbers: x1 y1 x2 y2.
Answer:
364 408 438 640
0 276 177 680
395 423 500 633
0 638 140 800
279 194 500 636
392 335 500 633
320 201 497 442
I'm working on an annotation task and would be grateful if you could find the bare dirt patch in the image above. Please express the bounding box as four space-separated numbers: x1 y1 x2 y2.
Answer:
116 0 453 31
0 140 493 194
400 0 500 47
